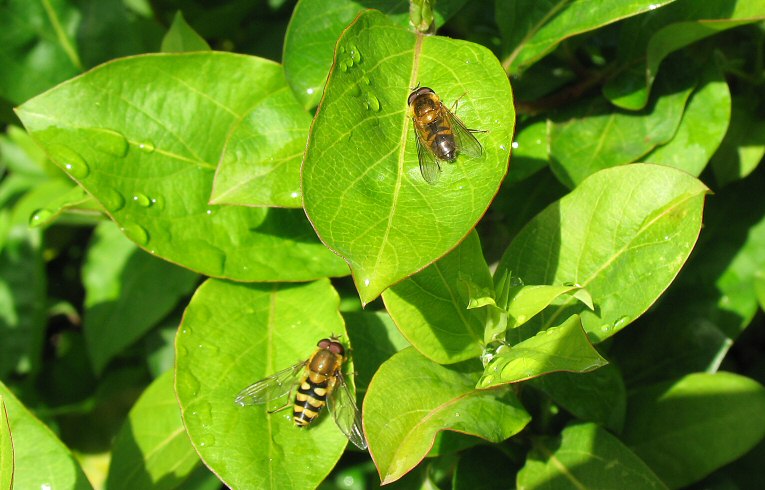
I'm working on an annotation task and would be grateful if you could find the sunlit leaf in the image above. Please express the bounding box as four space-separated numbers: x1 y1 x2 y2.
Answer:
107 371 201 490
623 372 765 488
16 52 348 281
518 423 668 489
283 0 469 108
478 315 607 389
365 348 530 484
711 96 765 186
176 279 352 490
0 381 91 489
496 0 677 74
303 10 514 304
497 164 708 342
382 231 491 364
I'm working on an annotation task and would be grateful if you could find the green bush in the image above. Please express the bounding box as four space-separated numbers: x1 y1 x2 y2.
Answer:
2 0 765 489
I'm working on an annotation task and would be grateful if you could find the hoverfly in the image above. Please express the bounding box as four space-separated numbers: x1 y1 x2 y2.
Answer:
408 86 484 184
234 336 367 450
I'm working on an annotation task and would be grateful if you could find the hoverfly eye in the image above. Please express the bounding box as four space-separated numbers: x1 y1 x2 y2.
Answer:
328 342 345 356
317 339 331 349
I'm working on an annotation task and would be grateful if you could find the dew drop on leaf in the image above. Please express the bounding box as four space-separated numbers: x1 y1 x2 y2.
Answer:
137 141 156 153
197 433 216 448
132 193 152 207
52 144 90 179
95 128 129 157
614 316 631 329
29 208 53 227
365 93 380 112
100 187 126 212
121 222 150 245
349 44 361 63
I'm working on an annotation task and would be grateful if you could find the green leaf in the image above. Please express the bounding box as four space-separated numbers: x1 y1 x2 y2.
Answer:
16 52 348 281
303 11 514 304
176 279 351 490
0 381 92 489
0 397 12 490
756 272 765 313
496 0 677 74
504 284 594 327
283 0 469 108
83 221 198 373
210 86 311 208
711 96 765 186
453 446 518 490
530 364 627 431
603 0 765 110
0 0 82 105
643 56 731 176
549 59 696 188
28 184 100 229
478 315 607 389
0 178 47 376
382 231 491 364
518 423 668 490
611 168 765 386
622 372 765 488
161 11 211 52
343 310 410 397
364 348 530 484
497 164 709 342
106 370 201 490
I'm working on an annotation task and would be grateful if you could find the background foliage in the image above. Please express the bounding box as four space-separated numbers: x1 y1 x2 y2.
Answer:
2 0 765 489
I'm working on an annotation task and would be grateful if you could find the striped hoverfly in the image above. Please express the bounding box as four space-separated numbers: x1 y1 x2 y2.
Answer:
235 336 367 450
408 85 484 184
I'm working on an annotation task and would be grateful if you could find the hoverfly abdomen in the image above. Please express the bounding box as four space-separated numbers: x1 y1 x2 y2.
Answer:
434 133 457 161
293 375 331 427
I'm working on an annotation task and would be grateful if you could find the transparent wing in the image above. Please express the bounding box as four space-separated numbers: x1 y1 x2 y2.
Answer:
413 123 442 184
445 107 483 159
234 361 306 408
327 371 367 450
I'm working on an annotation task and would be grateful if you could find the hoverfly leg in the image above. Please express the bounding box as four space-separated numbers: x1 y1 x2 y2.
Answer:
267 382 297 414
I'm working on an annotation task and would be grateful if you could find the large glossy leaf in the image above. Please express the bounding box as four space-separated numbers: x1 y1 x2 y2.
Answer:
107 370 200 489
0 0 82 105
364 348 530 484
478 315 607 389
603 0 765 110
303 10 514 304
496 0 677 75
83 221 198 373
176 279 352 490
622 372 765 488
517 423 668 490
382 231 491 364
0 381 92 489
610 167 765 387
283 0 469 108
497 164 708 342
643 58 730 176
0 397 11 490
549 60 696 188
16 52 348 281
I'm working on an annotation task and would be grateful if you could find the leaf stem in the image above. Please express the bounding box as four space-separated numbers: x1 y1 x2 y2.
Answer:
41 0 83 71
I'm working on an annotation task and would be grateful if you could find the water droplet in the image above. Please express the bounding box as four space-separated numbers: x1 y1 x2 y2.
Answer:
360 75 371 86
515 315 527 324
183 372 201 396
339 46 346 54
511 141 519 149
197 342 219 356
290 191 299 199
510 276 525 287
100 188 126 212
363 278 371 286
350 83 362 97
306 88 315 95
500 144 507 151
29 208 54 227
121 222 149 245
365 93 380 112
197 433 216 448
600 324 612 333
455 412 460 417
41 484 52 490
132 193 152 207
197 242 226 276
206 209 213 215
137 141 156 153
614 316 631 329
195 401 213 426
349 44 361 63
94 129 129 157
53 145 90 179
339 60 348 72
151 195 165 210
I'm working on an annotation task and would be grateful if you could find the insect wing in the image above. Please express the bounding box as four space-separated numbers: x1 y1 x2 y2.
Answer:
445 107 483 159
235 361 307 409
413 123 442 184
327 371 367 450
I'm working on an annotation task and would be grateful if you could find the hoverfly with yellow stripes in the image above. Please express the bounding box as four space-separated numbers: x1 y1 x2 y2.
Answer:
234 336 367 450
